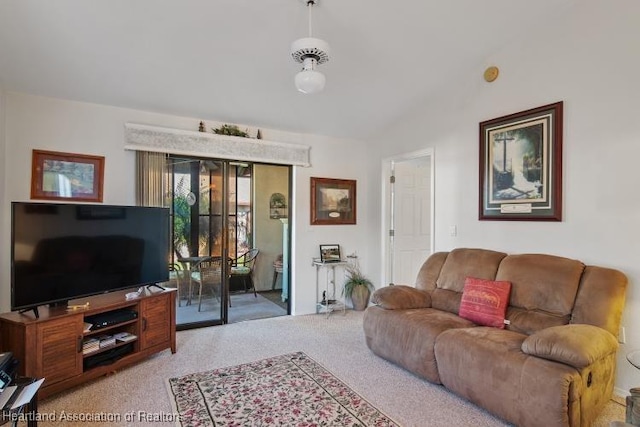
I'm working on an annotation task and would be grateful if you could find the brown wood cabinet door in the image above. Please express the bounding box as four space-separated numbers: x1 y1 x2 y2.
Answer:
36 315 83 385
139 294 171 350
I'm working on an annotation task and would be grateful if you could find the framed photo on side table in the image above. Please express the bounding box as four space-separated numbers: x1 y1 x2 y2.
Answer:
310 177 356 225
31 150 105 203
320 244 341 263
479 101 563 221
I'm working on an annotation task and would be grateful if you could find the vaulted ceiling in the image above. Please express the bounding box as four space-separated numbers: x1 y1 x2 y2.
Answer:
0 0 578 140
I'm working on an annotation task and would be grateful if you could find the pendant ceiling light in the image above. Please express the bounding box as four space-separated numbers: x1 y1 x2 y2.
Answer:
291 0 330 94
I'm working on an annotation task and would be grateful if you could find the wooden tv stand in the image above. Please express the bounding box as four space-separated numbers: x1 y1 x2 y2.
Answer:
0 288 176 399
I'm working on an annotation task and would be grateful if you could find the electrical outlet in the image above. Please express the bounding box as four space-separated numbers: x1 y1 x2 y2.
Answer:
619 326 626 344
449 225 457 237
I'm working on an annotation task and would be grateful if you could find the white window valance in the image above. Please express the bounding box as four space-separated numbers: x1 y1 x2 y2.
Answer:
124 123 311 167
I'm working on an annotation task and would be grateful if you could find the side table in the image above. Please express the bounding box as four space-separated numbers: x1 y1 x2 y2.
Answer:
313 260 348 317
1 377 41 427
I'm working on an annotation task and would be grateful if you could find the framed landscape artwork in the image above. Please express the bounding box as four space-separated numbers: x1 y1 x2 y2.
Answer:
479 102 563 221
31 150 105 203
310 177 356 225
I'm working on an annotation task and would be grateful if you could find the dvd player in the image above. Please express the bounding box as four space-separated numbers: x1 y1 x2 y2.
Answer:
86 309 138 330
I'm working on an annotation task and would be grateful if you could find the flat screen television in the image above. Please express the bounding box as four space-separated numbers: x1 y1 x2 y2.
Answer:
11 202 170 315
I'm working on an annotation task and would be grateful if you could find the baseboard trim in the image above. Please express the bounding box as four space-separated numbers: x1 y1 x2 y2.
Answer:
614 386 629 400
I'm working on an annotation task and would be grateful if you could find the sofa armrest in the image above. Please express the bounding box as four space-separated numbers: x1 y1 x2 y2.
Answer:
370 285 431 310
521 324 619 368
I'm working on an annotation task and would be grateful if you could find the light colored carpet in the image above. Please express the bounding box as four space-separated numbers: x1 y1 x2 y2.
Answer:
39 311 625 426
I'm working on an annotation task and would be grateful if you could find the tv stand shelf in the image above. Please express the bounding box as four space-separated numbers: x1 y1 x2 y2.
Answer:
84 318 138 337
83 339 136 358
0 288 176 399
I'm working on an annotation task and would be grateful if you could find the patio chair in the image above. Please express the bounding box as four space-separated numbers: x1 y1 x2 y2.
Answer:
230 249 259 298
193 257 225 311
272 254 283 290
168 262 189 307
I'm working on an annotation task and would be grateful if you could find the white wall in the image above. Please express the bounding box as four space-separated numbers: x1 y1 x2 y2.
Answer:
254 164 289 292
0 92 370 317
365 1 640 395
289 133 371 314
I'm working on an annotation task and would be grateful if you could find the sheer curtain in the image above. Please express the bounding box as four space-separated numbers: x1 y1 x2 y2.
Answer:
135 151 168 207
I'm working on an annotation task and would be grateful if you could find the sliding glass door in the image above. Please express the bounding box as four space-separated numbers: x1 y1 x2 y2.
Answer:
168 156 290 329
169 157 228 328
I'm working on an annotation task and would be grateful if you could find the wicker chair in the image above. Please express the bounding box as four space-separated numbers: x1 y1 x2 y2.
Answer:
272 254 283 290
193 257 226 311
168 263 190 307
230 249 260 297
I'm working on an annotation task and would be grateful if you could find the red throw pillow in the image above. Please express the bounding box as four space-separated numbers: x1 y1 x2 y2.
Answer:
459 277 512 329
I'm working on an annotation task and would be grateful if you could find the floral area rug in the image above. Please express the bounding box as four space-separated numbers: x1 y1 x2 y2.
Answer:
166 351 399 426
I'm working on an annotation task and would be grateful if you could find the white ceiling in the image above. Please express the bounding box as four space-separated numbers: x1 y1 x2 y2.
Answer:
0 0 578 140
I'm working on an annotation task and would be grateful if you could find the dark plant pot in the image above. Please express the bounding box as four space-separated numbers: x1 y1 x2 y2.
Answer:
350 286 371 311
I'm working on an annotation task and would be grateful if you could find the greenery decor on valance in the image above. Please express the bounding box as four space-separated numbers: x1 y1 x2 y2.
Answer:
124 123 311 167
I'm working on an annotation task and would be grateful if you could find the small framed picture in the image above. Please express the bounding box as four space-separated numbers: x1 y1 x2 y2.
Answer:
31 149 105 203
320 244 341 263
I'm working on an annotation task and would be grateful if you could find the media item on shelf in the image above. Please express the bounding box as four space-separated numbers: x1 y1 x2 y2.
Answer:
83 322 93 333
97 335 116 349
82 338 100 355
83 334 122 355
85 309 138 330
113 332 137 343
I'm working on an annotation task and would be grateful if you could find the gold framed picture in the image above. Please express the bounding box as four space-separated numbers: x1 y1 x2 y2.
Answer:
31 149 105 203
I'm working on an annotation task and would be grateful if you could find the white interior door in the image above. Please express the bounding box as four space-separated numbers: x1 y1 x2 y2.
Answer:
390 156 432 286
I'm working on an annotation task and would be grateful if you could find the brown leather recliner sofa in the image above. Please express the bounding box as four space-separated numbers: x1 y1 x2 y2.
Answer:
363 248 627 427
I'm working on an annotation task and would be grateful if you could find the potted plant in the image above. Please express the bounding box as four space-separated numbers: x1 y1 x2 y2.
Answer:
343 263 374 311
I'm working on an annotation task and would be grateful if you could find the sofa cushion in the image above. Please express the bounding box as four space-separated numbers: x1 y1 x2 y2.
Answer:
521 324 619 368
414 251 448 291
505 307 569 336
371 285 431 310
432 248 507 314
363 305 475 383
436 248 507 293
571 266 628 336
496 254 585 335
431 288 462 314
459 277 511 328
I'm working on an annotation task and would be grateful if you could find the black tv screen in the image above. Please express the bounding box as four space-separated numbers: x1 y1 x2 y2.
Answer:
11 202 170 311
